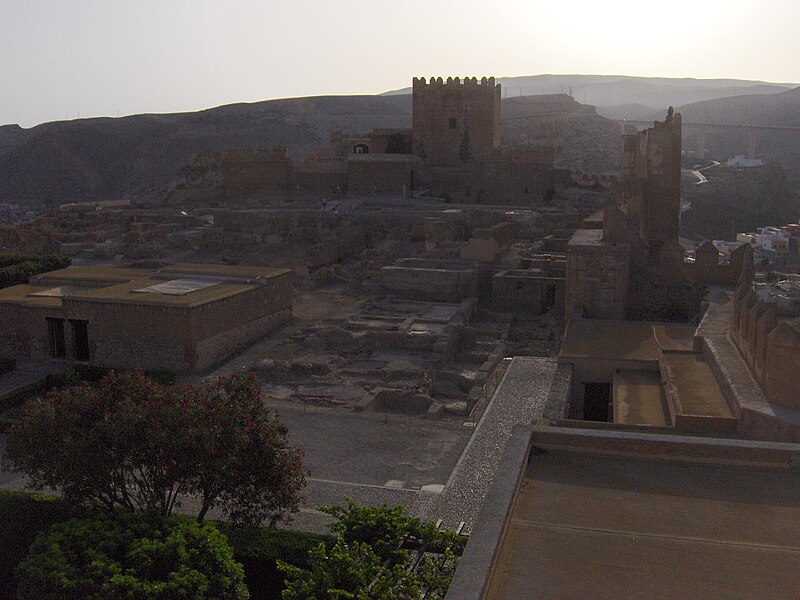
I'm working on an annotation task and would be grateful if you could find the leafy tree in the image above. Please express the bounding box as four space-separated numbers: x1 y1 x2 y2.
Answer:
6 370 305 525
278 501 465 599
15 512 250 600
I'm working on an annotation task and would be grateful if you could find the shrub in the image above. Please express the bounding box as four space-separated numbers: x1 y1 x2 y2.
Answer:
279 501 467 599
15 512 249 599
0 254 70 289
0 491 329 600
0 491 75 600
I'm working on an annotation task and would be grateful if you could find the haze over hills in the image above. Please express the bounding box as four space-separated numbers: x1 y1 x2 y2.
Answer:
383 74 797 119
0 93 620 208
2 75 800 210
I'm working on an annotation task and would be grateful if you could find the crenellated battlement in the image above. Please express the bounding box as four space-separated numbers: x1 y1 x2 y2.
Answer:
413 76 498 89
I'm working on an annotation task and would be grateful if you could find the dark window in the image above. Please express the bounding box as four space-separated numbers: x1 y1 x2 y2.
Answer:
71 320 90 361
47 318 66 358
353 144 369 154
448 118 457 129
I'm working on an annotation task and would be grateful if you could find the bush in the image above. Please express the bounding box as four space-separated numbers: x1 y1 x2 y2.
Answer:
279 501 467 599
16 512 249 600
0 254 70 289
0 491 75 600
0 491 329 600
219 525 331 600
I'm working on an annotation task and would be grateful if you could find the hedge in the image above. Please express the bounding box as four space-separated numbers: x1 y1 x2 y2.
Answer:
0 254 71 290
0 491 328 600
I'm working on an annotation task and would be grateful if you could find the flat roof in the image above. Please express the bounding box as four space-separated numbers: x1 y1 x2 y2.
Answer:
560 319 696 362
613 370 669 426
163 263 290 280
486 450 800 600
0 263 291 309
0 284 64 308
67 278 258 307
662 351 735 419
33 266 150 284
567 228 625 247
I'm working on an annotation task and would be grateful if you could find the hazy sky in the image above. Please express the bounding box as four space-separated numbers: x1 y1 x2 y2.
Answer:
2 0 799 128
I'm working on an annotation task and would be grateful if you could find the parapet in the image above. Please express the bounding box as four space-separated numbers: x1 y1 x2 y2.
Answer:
413 76 498 89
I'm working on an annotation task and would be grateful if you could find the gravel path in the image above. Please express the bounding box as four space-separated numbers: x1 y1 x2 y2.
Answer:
423 357 557 532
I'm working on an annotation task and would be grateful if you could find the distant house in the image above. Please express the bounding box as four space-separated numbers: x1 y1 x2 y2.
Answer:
727 155 763 168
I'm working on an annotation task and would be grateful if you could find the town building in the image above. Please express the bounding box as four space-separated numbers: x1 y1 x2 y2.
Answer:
0 263 292 372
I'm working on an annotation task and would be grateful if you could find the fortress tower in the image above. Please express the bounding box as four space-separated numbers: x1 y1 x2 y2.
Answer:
412 76 501 167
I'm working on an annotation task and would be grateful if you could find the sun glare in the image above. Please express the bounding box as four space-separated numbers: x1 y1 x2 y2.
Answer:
533 0 745 55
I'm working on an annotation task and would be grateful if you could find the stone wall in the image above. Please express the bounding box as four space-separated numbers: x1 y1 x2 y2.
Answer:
345 155 418 196
492 270 564 314
565 231 629 320
381 259 483 302
412 76 501 167
731 278 800 410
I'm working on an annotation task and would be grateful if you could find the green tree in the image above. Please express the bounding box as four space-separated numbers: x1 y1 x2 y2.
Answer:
16 512 250 600
6 370 305 525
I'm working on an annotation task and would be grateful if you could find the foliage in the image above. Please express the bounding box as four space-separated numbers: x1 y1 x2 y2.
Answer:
278 501 466 599
15 512 249 600
6 370 305 525
0 253 70 289
0 491 75 600
0 490 329 600
219 524 331 600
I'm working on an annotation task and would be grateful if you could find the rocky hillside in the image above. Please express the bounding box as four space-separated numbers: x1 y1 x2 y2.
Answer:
0 96 413 207
0 94 622 207
676 87 800 192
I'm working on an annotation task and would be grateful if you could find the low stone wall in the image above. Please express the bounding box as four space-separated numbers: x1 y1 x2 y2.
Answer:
381 262 481 302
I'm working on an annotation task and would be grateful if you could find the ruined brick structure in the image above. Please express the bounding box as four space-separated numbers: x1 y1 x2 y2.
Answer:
170 76 554 206
566 109 746 321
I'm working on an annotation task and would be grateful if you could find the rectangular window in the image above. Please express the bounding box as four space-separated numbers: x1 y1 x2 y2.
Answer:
46 318 66 358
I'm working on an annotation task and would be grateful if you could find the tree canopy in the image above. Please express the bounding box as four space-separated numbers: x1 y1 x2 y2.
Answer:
6 370 305 526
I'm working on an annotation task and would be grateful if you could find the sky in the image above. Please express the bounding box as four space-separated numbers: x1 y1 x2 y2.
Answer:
2 0 799 128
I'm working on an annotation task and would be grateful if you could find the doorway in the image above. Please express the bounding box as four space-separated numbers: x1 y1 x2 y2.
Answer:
46 318 66 358
71 320 90 361
583 382 612 421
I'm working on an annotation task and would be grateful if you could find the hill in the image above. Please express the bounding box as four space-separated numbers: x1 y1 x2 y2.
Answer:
0 94 622 207
0 96 413 207
383 74 795 120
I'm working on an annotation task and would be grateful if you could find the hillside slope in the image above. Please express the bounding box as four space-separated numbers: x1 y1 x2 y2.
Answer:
0 94 622 207
0 96 413 206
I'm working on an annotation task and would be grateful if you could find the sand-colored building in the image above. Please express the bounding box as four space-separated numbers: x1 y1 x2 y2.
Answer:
0 263 292 372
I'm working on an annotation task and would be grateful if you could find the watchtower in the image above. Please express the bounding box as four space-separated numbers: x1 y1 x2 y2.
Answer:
412 76 501 167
